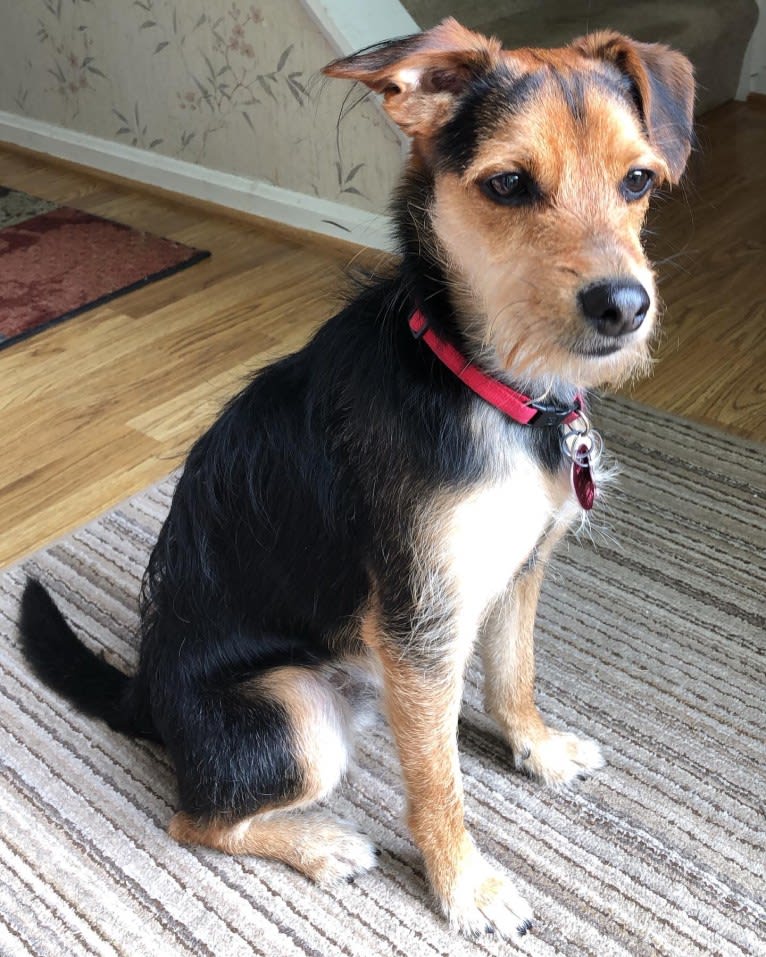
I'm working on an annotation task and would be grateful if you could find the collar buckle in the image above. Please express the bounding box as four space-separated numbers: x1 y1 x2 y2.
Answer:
528 397 581 428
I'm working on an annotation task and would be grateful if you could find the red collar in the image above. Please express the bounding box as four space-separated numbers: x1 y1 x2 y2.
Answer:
408 309 581 427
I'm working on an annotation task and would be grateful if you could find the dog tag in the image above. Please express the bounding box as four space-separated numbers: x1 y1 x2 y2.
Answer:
571 444 596 511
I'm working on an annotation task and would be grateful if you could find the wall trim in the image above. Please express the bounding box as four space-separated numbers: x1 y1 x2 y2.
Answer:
0 110 395 251
300 0 418 55
300 0 416 160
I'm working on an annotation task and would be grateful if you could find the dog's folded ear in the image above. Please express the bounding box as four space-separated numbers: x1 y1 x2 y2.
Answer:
323 17 500 137
573 32 695 184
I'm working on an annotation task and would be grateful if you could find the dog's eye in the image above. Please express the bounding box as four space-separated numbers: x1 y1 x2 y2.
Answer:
622 168 655 200
482 172 534 205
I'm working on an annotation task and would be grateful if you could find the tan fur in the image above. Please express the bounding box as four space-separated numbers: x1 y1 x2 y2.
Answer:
572 32 695 181
431 80 661 395
361 603 472 892
248 666 352 803
169 809 377 884
323 18 502 140
361 596 533 934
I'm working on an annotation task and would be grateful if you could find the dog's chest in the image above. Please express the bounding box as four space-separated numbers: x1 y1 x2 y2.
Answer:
440 456 577 622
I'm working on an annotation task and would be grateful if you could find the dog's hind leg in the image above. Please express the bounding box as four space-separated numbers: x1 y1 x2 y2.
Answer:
481 560 604 786
169 809 377 884
167 665 377 883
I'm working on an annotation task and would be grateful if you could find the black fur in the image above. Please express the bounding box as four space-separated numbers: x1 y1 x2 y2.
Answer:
437 68 545 175
553 70 587 124
18 579 153 738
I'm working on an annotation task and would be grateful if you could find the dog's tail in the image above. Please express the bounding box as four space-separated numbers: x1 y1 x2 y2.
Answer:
18 578 158 740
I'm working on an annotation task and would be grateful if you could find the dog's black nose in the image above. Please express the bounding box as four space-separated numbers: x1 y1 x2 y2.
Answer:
578 280 650 337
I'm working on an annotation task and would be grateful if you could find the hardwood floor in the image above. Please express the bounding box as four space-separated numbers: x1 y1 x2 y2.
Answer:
625 98 766 435
1 98 764 567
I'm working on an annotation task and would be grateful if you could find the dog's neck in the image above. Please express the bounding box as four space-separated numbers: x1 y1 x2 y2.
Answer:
408 309 583 428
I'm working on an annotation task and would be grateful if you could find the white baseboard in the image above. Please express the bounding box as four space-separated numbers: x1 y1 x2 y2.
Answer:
0 110 395 251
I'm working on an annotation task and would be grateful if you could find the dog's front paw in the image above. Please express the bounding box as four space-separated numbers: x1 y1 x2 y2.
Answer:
515 729 604 786
441 853 533 941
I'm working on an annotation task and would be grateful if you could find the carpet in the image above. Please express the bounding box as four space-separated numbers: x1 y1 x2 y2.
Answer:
0 399 764 957
0 187 210 350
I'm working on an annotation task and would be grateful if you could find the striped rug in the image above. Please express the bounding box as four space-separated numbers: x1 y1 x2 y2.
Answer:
1 399 764 957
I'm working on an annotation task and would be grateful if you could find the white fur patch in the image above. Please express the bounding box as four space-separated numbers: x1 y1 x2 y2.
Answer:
409 401 611 653
445 457 553 627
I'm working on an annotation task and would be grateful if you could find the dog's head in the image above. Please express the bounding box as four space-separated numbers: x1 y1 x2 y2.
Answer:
324 19 694 392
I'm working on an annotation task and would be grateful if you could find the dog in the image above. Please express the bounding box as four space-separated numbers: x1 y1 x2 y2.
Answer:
18 18 694 942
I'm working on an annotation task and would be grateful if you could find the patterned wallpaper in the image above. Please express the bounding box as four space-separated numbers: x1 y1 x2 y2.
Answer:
0 0 404 213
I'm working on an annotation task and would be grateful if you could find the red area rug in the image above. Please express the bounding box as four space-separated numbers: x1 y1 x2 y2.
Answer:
0 189 210 350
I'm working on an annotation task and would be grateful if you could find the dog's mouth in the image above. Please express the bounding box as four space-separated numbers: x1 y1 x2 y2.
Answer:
564 326 654 387
571 337 628 359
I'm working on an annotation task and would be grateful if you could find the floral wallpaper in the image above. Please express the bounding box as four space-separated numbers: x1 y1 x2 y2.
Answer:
1 0 404 213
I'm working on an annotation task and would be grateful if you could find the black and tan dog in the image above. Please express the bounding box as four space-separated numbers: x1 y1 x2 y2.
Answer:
19 19 694 941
